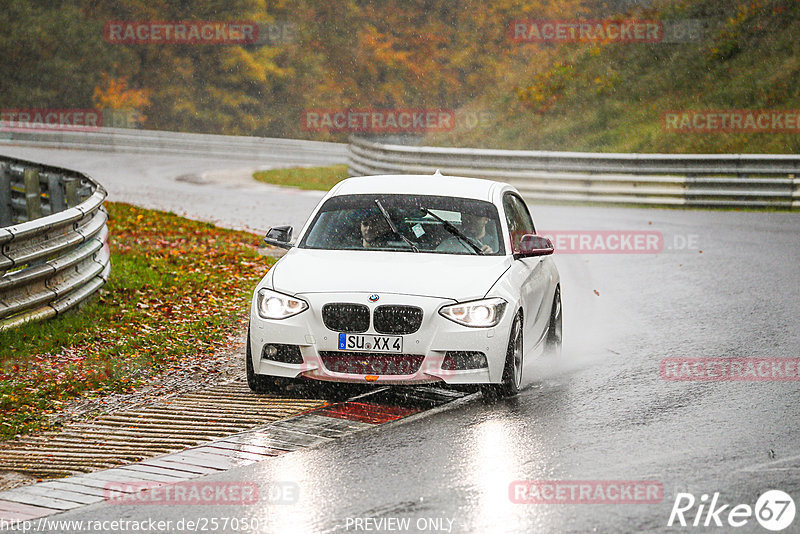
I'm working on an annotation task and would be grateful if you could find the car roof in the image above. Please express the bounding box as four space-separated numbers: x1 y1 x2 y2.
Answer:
331 174 505 202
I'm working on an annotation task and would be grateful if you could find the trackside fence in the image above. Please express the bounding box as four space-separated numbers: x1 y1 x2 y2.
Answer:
0 156 110 330
0 126 347 164
347 136 800 209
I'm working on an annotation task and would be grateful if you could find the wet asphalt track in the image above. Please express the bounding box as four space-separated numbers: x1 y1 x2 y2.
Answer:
2 146 799 533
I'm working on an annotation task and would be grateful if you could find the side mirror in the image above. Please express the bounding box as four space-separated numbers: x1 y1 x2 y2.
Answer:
264 225 294 249
516 234 554 258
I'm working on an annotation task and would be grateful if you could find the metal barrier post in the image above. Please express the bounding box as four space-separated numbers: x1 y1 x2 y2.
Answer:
0 162 10 226
24 167 43 220
64 178 79 208
47 173 67 213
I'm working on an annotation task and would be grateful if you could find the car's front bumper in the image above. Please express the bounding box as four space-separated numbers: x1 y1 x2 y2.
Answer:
249 292 513 385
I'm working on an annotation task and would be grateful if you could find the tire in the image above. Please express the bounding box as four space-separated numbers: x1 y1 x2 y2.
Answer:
481 312 523 399
246 326 289 394
545 286 562 358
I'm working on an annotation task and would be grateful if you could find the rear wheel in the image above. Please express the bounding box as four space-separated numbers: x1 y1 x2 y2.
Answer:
481 312 523 399
545 287 562 358
246 326 291 394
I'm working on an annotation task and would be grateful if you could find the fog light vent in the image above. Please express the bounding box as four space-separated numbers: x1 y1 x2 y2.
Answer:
442 351 487 370
262 344 303 364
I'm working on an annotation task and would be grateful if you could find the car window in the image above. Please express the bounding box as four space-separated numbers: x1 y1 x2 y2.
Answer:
300 194 505 255
503 193 535 254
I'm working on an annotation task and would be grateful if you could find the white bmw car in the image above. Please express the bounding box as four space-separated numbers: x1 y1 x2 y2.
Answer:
247 174 561 397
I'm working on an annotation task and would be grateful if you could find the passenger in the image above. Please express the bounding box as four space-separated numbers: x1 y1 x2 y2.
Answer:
437 212 497 254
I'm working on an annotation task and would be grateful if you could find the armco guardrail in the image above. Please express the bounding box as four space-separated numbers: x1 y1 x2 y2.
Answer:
0 155 110 330
0 126 348 164
348 136 800 209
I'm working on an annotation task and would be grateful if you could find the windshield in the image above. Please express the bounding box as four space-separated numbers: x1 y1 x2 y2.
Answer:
299 194 505 255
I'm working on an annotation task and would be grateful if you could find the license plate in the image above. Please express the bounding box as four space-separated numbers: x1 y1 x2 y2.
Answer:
338 333 402 353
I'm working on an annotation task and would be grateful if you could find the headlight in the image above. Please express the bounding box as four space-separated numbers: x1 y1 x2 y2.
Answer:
256 288 308 320
439 297 507 328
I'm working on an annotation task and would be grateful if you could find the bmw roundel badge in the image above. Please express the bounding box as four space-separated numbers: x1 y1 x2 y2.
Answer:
368 294 380 302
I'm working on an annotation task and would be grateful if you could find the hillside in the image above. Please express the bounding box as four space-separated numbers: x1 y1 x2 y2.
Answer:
1 0 796 153
427 0 800 153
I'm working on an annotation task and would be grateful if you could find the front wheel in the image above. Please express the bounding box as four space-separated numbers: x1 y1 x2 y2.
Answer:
545 286 562 358
481 312 523 399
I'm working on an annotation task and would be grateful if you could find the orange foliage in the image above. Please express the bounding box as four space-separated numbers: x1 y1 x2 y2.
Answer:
92 74 151 114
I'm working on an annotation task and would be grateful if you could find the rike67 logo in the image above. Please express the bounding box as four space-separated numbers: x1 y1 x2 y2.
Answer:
668 490 795 531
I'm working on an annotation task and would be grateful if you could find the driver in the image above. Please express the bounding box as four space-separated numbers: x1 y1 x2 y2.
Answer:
360 212 393 248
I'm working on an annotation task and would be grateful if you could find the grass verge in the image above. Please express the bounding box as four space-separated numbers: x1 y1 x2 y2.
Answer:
253 165 348 191
0 203 272 441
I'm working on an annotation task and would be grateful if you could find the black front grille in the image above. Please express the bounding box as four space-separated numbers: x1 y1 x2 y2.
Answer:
322 303 370 333
319 352 424 375
373 305 423 335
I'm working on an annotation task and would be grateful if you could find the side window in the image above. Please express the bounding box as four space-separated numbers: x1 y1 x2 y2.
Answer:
503 193 535 253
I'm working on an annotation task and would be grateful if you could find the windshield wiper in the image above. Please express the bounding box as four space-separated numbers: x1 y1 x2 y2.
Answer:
419 206 484 255
374 199 419 252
